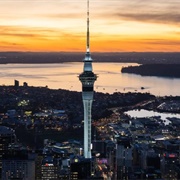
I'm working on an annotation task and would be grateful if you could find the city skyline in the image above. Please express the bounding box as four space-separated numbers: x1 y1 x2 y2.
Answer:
0 0 180 52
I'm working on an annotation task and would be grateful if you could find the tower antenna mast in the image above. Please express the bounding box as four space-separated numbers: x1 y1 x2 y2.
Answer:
87 0 90 52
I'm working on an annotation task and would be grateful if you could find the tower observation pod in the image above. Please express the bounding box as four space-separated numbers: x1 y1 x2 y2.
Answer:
79 0 97 159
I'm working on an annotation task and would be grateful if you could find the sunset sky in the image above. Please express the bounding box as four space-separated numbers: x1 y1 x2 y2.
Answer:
0 0 180 52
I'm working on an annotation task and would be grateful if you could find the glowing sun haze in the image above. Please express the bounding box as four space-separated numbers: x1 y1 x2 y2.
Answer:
0 0 180 52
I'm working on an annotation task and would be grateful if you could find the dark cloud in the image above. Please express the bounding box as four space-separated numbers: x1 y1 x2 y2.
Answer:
112 0 180 12
0 25 85 40
0 26 46 39
114 12 180 25
146 40 180 46
0 40 26 50
91 0 180 27
1 32 38 38
134 38 180 46
0 41 23 46
116 13 180 24
0 25 82 40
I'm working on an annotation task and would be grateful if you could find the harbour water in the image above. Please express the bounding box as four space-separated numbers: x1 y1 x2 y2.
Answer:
0 62 180 96
125 109 180 125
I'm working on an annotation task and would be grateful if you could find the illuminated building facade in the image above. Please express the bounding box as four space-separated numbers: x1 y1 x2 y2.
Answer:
70 158 92 179
0 126 16 179
41 156 58 179
2 159 35 180
116 137 133 180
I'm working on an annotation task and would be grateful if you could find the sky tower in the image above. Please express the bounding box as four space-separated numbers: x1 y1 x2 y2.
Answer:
79 0 97 159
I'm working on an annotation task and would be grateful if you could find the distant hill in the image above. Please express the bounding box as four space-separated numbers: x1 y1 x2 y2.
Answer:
0 52 180 64
121 64 180 78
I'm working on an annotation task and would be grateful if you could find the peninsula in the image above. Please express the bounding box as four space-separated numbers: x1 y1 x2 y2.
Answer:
121 64 180 78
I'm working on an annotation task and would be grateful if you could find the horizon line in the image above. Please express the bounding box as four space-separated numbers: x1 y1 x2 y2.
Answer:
1 51 180 53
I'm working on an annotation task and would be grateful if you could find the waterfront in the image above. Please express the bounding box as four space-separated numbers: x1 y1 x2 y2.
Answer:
0 62 180 96
125 109 180 125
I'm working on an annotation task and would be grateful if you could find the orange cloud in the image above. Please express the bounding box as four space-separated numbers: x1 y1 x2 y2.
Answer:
0 0 180 52
1 26 180 52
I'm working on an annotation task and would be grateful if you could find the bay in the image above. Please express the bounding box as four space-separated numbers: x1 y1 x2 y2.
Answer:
125 109 180 125
0 62 180 96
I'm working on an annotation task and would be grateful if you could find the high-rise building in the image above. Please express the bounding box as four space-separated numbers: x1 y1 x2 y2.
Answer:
70 158 92 179
23 82 28 87
116 137 133 180
2 156 35 180
0 126 16 178
35 151 43 180
41 156 58 179
14 79 19 87
79 0 97 159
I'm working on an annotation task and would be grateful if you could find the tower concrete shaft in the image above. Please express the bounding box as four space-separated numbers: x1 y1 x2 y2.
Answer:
79 0 97 159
